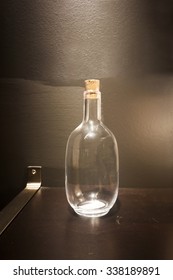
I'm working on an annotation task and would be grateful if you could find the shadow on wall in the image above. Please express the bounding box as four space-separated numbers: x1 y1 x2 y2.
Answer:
143 0 173 73
0 79 83 210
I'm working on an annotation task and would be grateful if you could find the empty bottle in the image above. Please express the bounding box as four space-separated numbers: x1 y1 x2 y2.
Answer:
65 79 119 217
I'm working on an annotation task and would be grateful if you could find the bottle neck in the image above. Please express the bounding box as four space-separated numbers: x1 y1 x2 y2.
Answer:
83 90 101 122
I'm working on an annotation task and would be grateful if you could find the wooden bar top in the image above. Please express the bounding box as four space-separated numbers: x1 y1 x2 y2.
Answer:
0 187 173 260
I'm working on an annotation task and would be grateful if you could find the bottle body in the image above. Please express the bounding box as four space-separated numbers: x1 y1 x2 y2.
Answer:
65 122 119 217
65 80 119 217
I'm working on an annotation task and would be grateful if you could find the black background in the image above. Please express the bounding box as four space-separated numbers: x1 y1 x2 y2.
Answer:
1 0 173 209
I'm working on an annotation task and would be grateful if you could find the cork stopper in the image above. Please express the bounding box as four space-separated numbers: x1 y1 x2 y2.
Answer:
85 79 100 91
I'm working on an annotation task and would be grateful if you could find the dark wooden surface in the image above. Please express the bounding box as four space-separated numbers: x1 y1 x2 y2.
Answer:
0 187 173 260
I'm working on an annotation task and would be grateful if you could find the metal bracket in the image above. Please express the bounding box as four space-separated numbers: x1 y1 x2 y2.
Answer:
26 166 42 189
0 166 42 235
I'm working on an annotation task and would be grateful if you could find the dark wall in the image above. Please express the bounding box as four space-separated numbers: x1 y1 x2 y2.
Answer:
1 0 173 209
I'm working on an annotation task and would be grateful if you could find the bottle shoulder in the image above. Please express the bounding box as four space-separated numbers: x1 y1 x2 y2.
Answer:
67 121 117 144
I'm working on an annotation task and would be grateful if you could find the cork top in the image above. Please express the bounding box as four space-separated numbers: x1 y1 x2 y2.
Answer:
85 79 100 91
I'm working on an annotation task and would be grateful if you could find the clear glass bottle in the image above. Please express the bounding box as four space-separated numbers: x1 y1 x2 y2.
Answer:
65 79 119 217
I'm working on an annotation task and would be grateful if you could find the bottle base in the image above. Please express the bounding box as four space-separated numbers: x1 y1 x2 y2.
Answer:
73 199 110 217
